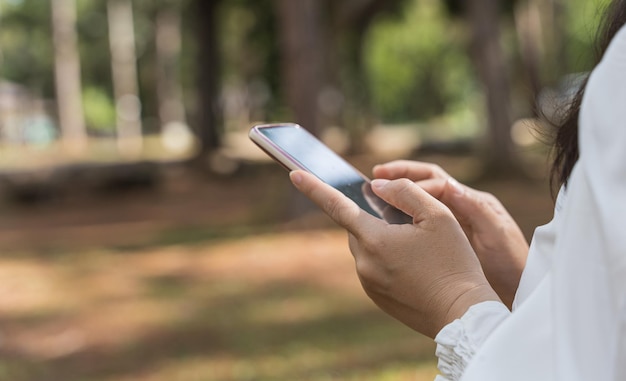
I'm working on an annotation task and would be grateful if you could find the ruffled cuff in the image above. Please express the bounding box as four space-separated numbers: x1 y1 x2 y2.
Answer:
433 301 511 381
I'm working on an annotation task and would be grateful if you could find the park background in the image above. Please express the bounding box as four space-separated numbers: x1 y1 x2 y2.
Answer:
0 0 611 380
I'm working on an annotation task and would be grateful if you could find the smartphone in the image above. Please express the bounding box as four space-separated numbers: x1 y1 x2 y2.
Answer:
249 123 412 224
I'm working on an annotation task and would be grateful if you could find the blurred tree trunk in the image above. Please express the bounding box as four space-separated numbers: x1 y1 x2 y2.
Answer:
514 0 544 113
275 0 325 137
514 0 569 113
273 0 405 142
108 0 143 157
155 5 187 130
465 0 518 174
193 0 223 157
51 0 87 154
330 0 405 151
547 0 567 76
274 0 327 218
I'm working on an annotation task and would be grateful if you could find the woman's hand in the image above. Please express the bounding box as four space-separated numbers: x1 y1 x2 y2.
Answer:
373 160 529 308
290 170 501 339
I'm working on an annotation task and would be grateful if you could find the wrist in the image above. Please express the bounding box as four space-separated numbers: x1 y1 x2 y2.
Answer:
441 281 502 333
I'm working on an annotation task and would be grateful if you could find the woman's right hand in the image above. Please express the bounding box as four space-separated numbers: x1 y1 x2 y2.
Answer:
373 160 529 308
290 170 501 339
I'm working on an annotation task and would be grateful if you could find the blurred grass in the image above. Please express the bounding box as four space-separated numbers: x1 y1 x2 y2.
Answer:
0 135 196 172
0 230 439 381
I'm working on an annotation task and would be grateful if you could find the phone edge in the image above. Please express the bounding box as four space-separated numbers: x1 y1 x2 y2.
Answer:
248 123 307 173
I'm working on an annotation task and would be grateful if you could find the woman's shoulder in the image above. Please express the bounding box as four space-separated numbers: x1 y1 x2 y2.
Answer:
580 24 626 157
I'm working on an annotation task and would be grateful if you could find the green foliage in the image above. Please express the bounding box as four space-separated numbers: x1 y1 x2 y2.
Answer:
365 0 613 128
0 0 618 142
563 0 613 73
76 0 112 91
0 0 161 124
82 86 116 133
365 0 476 124
0 0 54 94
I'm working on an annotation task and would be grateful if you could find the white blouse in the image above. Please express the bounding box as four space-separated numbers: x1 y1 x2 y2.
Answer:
434 24 626 381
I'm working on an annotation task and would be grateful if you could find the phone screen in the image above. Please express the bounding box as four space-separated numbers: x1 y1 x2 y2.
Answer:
252 124 412 224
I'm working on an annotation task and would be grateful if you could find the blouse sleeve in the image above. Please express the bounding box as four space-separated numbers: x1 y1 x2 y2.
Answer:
433 301 510 381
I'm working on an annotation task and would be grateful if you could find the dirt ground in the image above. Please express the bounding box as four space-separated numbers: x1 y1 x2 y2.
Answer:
0 153 556 380
0 152 555 250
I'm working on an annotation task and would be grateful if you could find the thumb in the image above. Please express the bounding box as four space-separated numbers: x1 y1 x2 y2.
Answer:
371 178 444 223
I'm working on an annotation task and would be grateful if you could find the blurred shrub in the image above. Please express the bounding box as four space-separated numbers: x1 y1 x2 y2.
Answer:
365 0 476 124
82 86 116 134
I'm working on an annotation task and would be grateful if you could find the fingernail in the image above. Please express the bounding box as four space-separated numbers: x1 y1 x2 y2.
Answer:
371 179 390 189
447 177 465 196
290 171 303 186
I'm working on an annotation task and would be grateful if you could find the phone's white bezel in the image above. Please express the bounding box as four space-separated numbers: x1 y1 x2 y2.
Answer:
248 123 311 172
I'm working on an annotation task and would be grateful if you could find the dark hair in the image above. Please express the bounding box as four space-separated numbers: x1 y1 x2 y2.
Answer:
551 0 626 189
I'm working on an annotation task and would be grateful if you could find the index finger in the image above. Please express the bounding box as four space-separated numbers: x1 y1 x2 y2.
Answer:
289 170 380 236
373 160 449 181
